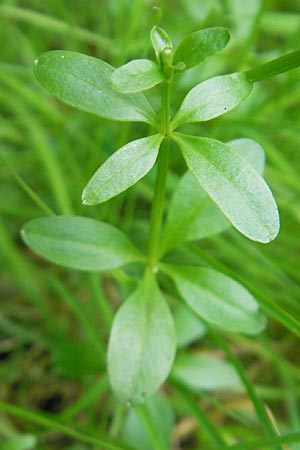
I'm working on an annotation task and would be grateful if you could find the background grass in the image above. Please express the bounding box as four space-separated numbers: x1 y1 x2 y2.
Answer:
0 0 300 449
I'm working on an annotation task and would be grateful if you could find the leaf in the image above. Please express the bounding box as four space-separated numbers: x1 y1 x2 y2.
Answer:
163 264 267 334
3 435 37 450
172 133 280 243
172 354 242 392
173 27 230 70
108 275 176 404
171 73 253 129
161 137 267 253
82 134 164 205
173 303 206 348
111 59 164 93
21 216 142 271
122 395 174 450
151 26 173 64
33 50 157 125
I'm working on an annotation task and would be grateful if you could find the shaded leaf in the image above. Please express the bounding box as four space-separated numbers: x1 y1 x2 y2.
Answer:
82 134 164 205
174 27 230 69
172 353 242 392
162 264 267 334
112 59 164 93
173 303 206 348
34 50 157 124
173 133 279 243
171 73 253 129
108 275 176 404
21 216 142 271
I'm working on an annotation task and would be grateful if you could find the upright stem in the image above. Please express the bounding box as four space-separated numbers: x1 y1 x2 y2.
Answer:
147 80 172 268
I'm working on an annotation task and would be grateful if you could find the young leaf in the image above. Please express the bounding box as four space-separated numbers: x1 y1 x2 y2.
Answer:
111 59 164 93
21 216 142 271
151 26 173 65
173 27 230 70
161 138 266 254
82 134 164 205
33 50 157 125
172 354 242 392
172 133 280 243
171 73 253 129
108 275 176 404
162 264 267 335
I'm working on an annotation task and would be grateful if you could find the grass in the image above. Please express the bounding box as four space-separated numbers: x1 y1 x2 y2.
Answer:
1 0 300 448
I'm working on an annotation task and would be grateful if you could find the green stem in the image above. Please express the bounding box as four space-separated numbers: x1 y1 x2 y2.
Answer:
147 81 172 268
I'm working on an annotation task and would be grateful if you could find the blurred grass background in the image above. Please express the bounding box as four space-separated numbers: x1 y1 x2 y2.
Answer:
0 0 300 449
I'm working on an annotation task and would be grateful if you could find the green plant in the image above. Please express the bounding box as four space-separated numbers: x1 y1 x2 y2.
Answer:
21 25 300 406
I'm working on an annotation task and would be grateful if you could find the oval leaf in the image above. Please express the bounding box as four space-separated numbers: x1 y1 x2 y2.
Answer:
173 303 206 348
151 26 173 64
21 216 142 271
161 137 266 253
108 275 176 404
172 353 242 392
34 50 157 124
82 134 164 205
174 27 230 69
171 73 253 129
163 264 267 335
112 59 164 93
173 133 280 243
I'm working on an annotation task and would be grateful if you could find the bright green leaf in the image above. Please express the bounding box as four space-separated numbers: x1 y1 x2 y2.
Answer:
173 133 280 243
172 353 242 392
162 264 267 334
3 435 37 450
151 26 173 65
171 73 253 129
33 50 157 125
82 134 164 205
173 303 206 348
174 27 230 70
161 137 267 253
111 59 164 93
21 216 142 271
108 275 176 404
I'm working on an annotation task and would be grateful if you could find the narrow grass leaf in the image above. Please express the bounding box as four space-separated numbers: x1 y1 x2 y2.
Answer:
33 50 157 125
173 134 280 243
108 274 176 405
82 134 164 205
171 73 253 129
21 216 142 271
174 27 230 69
111 60 164 93
161 137 266 253
151 26 173 64
162 264 266 334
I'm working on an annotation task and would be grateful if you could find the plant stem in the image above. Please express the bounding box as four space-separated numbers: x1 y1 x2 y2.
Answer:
147 80 172 268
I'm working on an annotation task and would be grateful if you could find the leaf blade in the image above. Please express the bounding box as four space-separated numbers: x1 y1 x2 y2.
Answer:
108 275 176 404
21 216 142 271
163 264 267 335
112 59 164 93
151 26 173 64
82 134 164 205
173 134 280 243
174 27 230 69
34 50 157 124
171 73 253 129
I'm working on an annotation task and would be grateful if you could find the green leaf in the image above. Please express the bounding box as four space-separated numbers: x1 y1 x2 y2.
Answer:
122 395 174 450
108 274 176 404
82 134 164 205
172 353 242 392
173 133 280 243
3 435 37 450
21 216 142 271
151 26 173 65
111 59 164 93
162 264 267 334
161 137 267 253
171 73 253 129
33 50 157 125
173 303 206 348
174 27 230 70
